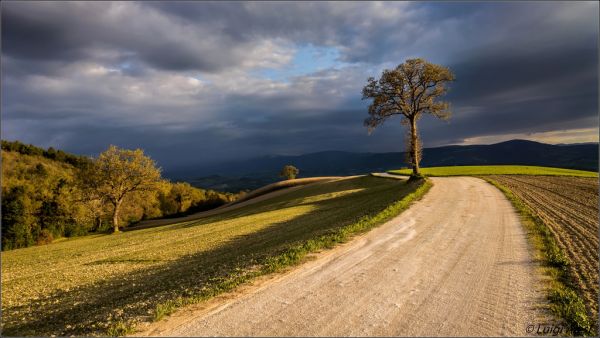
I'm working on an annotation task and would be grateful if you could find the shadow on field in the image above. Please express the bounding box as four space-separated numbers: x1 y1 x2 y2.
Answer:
3 176 417 336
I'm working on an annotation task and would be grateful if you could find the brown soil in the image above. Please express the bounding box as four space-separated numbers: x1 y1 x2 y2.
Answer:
489 175 599 321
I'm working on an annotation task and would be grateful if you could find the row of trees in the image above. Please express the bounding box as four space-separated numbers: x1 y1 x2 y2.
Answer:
2 140 91 169
1 143 239 250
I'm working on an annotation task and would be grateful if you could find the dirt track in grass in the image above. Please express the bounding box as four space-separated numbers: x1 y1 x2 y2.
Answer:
130 177 352 230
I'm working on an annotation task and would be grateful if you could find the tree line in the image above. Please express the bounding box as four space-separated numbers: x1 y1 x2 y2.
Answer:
2 140 92 169
1 141 240 250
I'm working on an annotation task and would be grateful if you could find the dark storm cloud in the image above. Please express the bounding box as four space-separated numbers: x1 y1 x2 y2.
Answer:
2 2 256 73
434 44 598 139
1 1 598 170
1 4 87 62
0 2 451 72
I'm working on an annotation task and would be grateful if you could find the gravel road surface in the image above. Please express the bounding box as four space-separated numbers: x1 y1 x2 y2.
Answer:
141 177 548 336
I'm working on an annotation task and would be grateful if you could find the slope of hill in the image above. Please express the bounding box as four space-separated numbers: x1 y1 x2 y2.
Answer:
2 175 427 336
0 140 237 250
1 149 89 249
173 140 598 191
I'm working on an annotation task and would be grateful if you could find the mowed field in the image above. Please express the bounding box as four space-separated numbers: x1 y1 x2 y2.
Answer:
487 175 599 321
1 176 424 336
389 165 598 177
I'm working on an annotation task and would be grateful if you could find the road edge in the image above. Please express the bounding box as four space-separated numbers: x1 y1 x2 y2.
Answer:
126 178 433 336
482 177 593 336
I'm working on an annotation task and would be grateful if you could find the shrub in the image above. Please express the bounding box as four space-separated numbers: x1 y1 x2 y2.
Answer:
280 165 299 180
36 229 54 245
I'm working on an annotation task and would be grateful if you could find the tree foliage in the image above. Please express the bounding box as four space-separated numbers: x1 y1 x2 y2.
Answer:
1 143 241 250
280 165 299 180
362 58 454 176
81 145 162 232
2 139 91 168
1 186 34 250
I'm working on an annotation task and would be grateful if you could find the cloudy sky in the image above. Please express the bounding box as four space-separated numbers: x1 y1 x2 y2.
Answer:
2 1 598 170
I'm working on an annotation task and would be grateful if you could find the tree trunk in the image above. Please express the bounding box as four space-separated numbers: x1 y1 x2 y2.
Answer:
176 196 184 214
112 200 122 233
94 216 101 232
410 118 420 176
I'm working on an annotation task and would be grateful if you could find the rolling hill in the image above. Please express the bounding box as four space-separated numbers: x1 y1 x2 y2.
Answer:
2 175 427 336
170 140 598 191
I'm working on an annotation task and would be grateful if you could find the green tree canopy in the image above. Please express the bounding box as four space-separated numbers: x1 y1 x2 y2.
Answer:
81 145 162 232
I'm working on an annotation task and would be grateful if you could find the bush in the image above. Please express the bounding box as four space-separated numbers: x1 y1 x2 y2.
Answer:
64 223 89 237
280 165 299 180
36 229 54 245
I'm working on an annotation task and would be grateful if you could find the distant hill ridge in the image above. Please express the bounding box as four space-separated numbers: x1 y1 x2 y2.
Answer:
175 139 598 191
177 139 598 177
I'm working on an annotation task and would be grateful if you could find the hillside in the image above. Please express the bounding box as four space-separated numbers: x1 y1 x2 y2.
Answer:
1 175 427 336
1 149 89 249
0 141 237 250
173 140 598 191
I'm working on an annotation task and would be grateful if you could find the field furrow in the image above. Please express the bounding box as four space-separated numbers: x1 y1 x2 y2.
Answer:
511 187 597 258
488 175 599 321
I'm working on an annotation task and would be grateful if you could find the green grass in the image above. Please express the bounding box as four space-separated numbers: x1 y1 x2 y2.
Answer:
388 165 598 177
1 176 429 336
483 178 593 336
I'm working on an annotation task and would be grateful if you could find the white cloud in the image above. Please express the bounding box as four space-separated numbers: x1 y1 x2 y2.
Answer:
459 128 599 145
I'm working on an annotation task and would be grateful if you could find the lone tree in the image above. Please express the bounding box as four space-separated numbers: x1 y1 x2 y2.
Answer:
280 165 299 180
82 145 162 232
362 58 454 177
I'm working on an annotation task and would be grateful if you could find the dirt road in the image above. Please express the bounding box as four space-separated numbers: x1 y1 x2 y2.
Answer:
129 177 350 230
142 177 548 336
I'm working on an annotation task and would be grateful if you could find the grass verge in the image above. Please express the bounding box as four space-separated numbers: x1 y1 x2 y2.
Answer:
107 321 137 336
483 178 593 336
150 178 432 324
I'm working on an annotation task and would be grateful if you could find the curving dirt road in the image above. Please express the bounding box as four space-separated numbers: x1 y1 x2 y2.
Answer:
142 177 549 336
129 177 359 231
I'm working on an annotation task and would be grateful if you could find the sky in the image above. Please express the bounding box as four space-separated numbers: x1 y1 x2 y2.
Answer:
2 1 598 170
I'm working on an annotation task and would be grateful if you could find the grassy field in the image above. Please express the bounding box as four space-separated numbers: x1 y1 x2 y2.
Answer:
1 176 428 336
486 175 598 335
388 165 598 177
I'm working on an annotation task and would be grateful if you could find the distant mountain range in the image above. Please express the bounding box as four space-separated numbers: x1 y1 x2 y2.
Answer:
168 140 598 192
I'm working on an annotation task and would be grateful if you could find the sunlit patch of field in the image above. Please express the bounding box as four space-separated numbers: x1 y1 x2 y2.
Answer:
389 165 597 177
1 175 425 336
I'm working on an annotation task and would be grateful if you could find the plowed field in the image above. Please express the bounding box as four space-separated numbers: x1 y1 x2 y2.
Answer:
488 175 599 320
